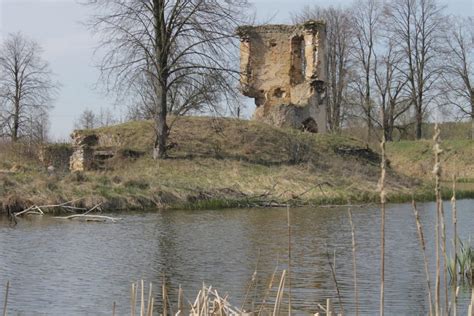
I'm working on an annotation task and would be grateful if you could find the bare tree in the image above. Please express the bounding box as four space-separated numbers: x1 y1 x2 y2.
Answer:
386 0 445 139
350 0 382 142
97 107 119 127
24 108 50 143
75 107 119 130
0 33 57 142
293 6 353 132
373 39 410 141
440 16 474 138
75 109 98 130
84 0 248 159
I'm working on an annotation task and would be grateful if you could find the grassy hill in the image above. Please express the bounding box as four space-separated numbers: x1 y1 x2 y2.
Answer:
1 117 473 213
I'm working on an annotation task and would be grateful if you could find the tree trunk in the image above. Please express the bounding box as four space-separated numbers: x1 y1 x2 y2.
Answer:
471 90 474 140
153 81 168 160
366 104 372 143
382 109 391 142
12 98 20 142
415 106 423 140
471 113 474 141
365 64 372 143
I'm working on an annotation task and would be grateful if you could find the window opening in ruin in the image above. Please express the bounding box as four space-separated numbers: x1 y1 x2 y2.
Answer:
300 40 306 78
291 36 306 85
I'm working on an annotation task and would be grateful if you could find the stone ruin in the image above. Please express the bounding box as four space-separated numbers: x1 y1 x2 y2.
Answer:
69 132 116 172
237 21 327 133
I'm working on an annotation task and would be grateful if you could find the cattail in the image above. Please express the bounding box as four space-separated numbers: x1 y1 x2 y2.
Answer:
433 124 443 316
378 136 387 316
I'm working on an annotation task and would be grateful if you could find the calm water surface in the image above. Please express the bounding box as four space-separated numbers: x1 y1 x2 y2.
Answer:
0 200 473 315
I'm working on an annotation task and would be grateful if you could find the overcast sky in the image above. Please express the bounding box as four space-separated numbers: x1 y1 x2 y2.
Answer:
1 0 473 140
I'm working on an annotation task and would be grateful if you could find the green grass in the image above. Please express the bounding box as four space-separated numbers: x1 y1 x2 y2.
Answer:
387 138 474 183
343 121 473 142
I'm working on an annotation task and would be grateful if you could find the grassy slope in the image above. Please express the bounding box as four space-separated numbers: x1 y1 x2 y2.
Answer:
1 117 472 213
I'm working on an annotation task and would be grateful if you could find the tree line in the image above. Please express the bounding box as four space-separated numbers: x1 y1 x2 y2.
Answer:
294 0 473 141
0 0 472 158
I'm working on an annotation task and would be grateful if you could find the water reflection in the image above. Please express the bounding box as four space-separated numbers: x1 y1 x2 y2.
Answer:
0 200 472 315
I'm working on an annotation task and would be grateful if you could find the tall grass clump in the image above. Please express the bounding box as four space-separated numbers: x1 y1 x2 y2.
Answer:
448 239 473 283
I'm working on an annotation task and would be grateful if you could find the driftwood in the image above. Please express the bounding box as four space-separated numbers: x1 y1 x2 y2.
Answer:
52 214 121 222
14 198 86 217
12 200 120 223
13 206 43 217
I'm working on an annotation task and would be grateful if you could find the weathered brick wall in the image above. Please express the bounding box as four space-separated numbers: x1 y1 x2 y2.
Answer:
237 21 328 132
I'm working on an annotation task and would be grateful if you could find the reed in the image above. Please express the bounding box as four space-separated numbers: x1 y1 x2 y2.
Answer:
378 136 387 316
130 280 154 316
348 208 359 316
433 124 442 316
2 281 8 316
273 269 287 316
412 200 434 316
241 251 259 312
177 284 184 315
451 176 458 316
162 277 167 316
326 248 345 315
468 287 474 316
455 239 473 281
258 255 279 315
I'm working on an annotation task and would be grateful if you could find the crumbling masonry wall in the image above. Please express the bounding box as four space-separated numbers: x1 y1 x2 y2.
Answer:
69 132 117 172
237 21 327 132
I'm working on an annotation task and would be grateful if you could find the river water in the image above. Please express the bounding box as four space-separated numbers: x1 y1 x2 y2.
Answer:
0 200 473 315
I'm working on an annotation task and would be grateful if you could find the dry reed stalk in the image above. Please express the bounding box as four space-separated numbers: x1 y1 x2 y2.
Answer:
412 200 434 316
112 301 116 316
326 298 333 316
272 269 286 316
258 255 280 316
468 287 474 316
440 201 448 315
451 176 458 316
348 208 359 316
148 297 155 316
326 249 344 315
146 283 153 316
378 136 387 316
141 280 145 316
433 124 443 316
287 204 292 316
241 250 260 312
131 282 137 316
178 284 184 315
2 281 9 316
162 277 167 316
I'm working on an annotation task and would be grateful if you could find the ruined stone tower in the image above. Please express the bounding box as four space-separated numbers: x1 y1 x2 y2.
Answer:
237 21 327 132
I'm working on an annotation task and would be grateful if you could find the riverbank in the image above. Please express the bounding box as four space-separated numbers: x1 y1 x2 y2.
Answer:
1 117 473 214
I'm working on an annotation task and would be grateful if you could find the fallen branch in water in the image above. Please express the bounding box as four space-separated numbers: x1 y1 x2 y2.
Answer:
14 206 44 217
13 201 113 223
14 199 86 217
52 214 121 222
82 203 103 215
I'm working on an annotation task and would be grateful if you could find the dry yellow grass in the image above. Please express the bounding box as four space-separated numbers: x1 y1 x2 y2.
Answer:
3 117 469 213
